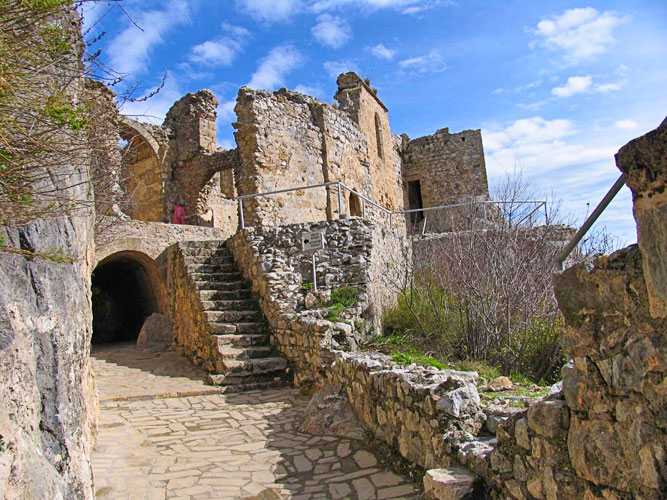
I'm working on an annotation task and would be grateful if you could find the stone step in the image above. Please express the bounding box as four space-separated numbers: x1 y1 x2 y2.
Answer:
195 280 249 291
218 345 274 360
186 263 237 274
199 289 252 301
209 322 267 335
204 310 262 323
201 299 258 311
423 467 476 500
191 271 244 282
184 255 235 265
214 333 270 348
181 246 230 258
223 357 288 376
206 373 286 392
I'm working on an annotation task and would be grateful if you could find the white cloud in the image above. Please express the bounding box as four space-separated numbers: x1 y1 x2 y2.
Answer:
595 82 622 93
552 75 624 98
552 76 592 97
323 60 360 78
189 24 250 67
107 0 190 76
311 14 352 48
312 0 448 12
533 7 624 63
483 116 616 177
236 0 303 22
247 46 303 90
615 119 638 131
368 43 396 60
398 49 446 74
217 99 237 122
294 84 325 98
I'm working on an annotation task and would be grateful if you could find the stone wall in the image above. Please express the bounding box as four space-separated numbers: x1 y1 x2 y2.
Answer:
229 217 409 390
229 218 372 390
403 127 489 232
328 352 483 470
164 243 223 372
233 80 406 229
335 73 403 212
121 126 164 222
234 88 329 227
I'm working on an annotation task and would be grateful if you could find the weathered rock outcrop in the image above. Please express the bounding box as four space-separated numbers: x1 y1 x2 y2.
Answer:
0 5 99 498
615 117 667 318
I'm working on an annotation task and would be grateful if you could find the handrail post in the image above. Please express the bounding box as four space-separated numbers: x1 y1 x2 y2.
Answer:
362 198 366 218
422 212 428 235
337 183 343 217
239 198 245 229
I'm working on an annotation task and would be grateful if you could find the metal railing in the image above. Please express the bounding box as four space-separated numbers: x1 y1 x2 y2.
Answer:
237 181 548 234
555 173 626 270
393 199 548 235
237 181 391 229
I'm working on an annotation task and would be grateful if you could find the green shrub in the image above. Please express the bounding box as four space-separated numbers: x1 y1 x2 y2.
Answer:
325 285 359 322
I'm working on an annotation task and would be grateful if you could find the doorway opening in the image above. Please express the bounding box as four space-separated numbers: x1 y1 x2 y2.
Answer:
91 254 157 344
407 179 424 224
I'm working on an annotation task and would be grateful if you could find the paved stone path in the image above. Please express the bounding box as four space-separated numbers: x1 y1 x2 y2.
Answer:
91 343 420 499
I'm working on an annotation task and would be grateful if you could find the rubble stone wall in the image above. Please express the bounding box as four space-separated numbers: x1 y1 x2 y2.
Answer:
165 243 222 372
229 217 409 390
328 352 483 470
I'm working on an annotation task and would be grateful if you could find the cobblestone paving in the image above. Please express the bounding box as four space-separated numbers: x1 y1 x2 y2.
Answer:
91 344 420 499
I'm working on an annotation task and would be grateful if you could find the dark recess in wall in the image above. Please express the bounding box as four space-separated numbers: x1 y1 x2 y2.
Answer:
91 257 157 343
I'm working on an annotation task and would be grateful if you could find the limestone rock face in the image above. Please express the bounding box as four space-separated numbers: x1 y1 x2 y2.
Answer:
299 384 365 440
0 204 96 497
553 245 666 497
137 313 174 350
615 116 667 318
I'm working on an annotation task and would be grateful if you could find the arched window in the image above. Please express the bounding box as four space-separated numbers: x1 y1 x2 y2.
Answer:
374 112 384 159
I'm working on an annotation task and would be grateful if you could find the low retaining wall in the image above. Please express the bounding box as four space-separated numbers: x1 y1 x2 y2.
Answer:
328 352 483 470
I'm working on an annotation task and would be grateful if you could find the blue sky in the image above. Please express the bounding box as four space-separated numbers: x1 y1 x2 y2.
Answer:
81 0 667 245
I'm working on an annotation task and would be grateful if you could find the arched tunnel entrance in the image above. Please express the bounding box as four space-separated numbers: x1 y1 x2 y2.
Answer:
91 252 160 344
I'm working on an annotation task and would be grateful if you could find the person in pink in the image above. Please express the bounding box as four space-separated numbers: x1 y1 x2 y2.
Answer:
173 204 186 224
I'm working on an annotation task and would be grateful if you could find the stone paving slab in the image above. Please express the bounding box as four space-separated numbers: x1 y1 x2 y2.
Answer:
91 343 220 402
91 345 421 499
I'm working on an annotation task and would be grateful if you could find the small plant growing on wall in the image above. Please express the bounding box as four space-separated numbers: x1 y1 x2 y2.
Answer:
325 285 359 322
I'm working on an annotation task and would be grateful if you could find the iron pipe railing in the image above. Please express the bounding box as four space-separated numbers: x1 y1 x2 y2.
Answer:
555 173 627 270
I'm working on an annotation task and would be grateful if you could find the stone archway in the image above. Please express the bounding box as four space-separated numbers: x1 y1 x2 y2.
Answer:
118 117 165 222
91 250 165 344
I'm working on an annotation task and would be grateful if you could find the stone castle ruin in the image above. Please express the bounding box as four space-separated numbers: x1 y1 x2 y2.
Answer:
111 72 489 237
0 6 664 498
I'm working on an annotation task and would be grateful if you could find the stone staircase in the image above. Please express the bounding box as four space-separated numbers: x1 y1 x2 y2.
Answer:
180 240 288 392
